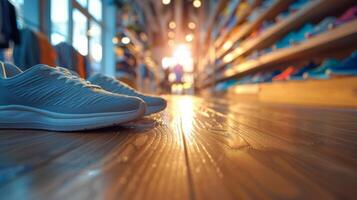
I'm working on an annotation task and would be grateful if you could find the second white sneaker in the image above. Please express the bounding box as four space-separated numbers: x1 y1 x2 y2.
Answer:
88 73 167 115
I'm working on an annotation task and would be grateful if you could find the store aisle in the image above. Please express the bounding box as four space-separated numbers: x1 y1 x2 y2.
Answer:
1 95 357 200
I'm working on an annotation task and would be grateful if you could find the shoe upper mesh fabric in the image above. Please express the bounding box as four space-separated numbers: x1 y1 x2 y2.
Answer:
0 62 22 78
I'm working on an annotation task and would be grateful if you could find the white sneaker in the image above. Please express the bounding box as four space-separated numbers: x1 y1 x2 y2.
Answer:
0 62 146 131
88 73 167 115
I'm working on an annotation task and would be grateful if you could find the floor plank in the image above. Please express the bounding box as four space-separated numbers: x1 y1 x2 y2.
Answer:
0 95 357 200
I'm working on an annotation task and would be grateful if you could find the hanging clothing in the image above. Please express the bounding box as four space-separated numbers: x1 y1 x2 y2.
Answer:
36 31 57 67
83 55 91 77
76 53 86 78
116 59 137 78
0 0 20 49
0 0 3 45
0 51 4 61
54 42 78 73
55 42 88 78
13 28 40 70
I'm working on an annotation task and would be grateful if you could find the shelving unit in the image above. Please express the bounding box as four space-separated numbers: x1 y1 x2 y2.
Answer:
202 0 229 48
214 0 261 49
201 0 294 80
226 77 357 107
197 0 357 107
214 19 357 84
212 0 241 40
216 0 293 59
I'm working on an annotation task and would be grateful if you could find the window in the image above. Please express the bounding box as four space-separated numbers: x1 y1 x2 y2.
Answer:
50 0 69 45
72 9 88 55
89 22 102 71
89 0 102 21
77 0 88 8
72 0 103 72
9 0 24 26
49 0 104 71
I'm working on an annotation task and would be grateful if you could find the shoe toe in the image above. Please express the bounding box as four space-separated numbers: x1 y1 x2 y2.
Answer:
144 96 167 108
110 96 146 112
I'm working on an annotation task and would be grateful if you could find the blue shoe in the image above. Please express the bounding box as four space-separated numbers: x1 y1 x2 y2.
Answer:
251 70 281 83
303 59 340 79
289 62 318 80
326 51 357 76
291 23 314 44
289 0 310 11
237 75 253 84
308 17 336 37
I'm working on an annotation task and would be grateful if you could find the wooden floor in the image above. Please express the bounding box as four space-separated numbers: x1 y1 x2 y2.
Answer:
1 95 357 200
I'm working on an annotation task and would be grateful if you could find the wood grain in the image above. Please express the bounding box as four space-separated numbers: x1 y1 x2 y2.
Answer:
0 95 357 199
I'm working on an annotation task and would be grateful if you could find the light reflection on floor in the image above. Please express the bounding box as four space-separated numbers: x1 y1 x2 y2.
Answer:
169 95 200 138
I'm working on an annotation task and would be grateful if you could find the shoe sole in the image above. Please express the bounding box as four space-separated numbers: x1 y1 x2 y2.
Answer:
0 103 146 132
145 103 167 115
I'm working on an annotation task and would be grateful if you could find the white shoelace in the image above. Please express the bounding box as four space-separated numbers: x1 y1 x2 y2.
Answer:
49 68 101 89
104 76 137 94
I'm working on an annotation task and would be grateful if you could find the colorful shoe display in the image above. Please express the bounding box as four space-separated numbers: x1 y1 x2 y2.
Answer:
275 22 315 49
335 6 357 26
291 23 314 44
289 62 318 80
326 51 357 76
308 17 336 37
0 62 146 131
303 59 340 79
237 75 253 85
88 73 167 115
273 66 298 81
251 70 281 83
289 0 310 12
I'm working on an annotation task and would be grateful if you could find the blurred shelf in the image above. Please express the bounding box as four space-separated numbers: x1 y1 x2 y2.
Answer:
212 0 241 40
220 0 324 64
216 0 293 59
201 19 357 88
202 0 229 46
203 0 355 81
220 0 356 64
226 76 357 107
214 0 261 49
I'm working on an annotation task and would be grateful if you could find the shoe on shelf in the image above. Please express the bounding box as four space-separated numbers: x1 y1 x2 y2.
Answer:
303 59 340 79
326 51 357 76
289 62 318 80
335 6 357 26
251 70 281 83
292 23 314 44
308 17 336 37
88 73 167 115
0 62 146 131
273 66 298 81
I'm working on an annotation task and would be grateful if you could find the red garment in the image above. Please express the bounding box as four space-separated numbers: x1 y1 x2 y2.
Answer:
35 32 57 67
76 53 86 78
273 66 297 81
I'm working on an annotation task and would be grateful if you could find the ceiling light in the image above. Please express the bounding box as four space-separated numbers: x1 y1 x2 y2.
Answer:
169 21 176 29
121 36 130 44
162 0 171 5
223 41 233 50
185 34 194 42
168 31 175 38
112 37 119 44
193 0 201 8
168 40 174 46
188 22 196 30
